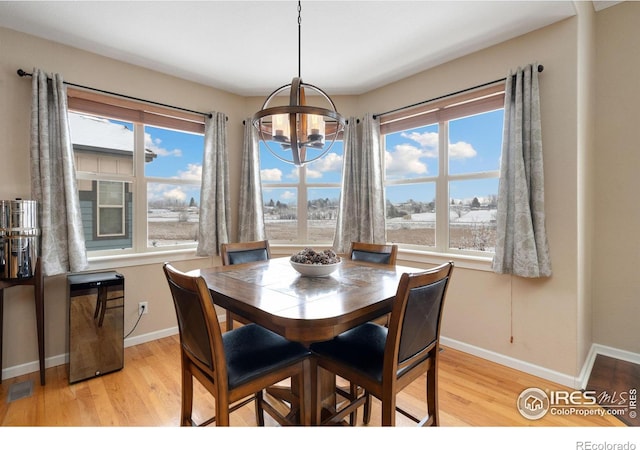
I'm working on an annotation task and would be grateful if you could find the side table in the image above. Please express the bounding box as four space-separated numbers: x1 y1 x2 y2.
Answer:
0 257 45 385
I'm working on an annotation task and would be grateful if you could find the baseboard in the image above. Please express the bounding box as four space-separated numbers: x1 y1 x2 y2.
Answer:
123 326 179 348
440 336 581 388
578 343 640 390
1 326 180 383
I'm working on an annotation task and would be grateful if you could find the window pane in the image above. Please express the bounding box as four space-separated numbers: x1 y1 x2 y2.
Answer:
147 182 200 247
305 142 343 183
386 183 436 247
260 141 291 184
78 180 133 251
385 124 439 180
144 126 204 180
449 179 498 252
69 112 134 176
98 181 124 205
263 187 298 242
449 109 503 175
307 188 340 244
259 141 344 184
98 207 124 236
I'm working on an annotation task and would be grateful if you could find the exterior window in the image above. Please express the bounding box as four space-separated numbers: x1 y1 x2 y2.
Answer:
260 141 343 244
381 85 504 255
68 101 204 255
97 181 125 237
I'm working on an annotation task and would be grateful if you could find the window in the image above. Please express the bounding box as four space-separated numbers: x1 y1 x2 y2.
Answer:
97 181 126 237
260 141 343 244
381 84 504 255
68 90 205 254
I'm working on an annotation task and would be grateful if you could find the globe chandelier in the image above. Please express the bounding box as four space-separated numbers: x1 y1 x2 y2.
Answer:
252 1 346 167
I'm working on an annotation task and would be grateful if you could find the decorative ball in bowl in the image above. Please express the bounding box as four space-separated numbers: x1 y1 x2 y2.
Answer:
290 248 341 277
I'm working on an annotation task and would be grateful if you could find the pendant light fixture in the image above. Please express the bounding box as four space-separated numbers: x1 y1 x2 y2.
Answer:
252 1 345 167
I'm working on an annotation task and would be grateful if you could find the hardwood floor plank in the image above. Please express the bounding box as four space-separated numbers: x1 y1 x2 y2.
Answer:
0 336 628 428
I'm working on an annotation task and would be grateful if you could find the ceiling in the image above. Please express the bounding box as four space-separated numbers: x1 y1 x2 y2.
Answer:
0 1 618 97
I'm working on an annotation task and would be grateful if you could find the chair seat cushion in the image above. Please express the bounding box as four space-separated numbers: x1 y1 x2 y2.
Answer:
310 322 387 383
223 324 310 390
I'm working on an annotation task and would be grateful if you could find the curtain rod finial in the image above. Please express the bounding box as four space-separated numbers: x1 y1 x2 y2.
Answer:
537 64 544 73
17 69 29 77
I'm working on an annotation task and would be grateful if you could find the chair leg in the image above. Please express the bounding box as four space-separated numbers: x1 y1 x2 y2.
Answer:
255 390 265 426
349 383 359 425
381 391 396 426
363 392 372 425
426 363 438 426
181 364 194 426
226 311 234 331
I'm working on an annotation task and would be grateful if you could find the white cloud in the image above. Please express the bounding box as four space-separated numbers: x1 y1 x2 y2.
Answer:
177 163 202 181
385 144 430 177
281 190 296 200
144 132 182 157
401 131 438 155
449 141 477 159
261 168 283 181
163 188 187 202
386 130 478 177
286 167 300 181
308 152 343 175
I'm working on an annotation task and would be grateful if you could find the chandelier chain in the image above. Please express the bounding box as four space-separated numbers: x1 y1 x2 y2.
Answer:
298 1 302 79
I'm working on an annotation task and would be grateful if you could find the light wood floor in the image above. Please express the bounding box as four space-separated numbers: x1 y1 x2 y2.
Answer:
0 334 627 427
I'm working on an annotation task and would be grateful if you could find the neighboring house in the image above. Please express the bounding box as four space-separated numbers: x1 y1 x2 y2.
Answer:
69 113 157 251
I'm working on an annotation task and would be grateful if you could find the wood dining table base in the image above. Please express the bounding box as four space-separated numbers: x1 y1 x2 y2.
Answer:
192 257 423 425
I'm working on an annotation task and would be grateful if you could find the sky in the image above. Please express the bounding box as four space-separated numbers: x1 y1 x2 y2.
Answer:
71 107 504 209
69 113 204 207
260 108 504 206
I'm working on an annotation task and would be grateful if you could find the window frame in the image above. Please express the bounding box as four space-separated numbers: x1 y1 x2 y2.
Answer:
68 89 206 256
380 83 504 257
259 141 343 245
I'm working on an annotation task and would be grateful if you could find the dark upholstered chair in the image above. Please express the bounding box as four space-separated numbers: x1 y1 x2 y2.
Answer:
163 263 311 426
349 242 398 266
310 261 454 426
342 241 399 423
220 240 271 331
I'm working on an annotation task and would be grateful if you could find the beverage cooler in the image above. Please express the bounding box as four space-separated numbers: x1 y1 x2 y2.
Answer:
67 271 124 384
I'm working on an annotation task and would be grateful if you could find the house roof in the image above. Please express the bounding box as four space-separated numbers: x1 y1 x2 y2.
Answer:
69 113 157 161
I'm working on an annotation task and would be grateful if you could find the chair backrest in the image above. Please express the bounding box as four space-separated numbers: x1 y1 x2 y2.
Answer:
163 263 225 379
221 240 271 266
385 262 454 373
349 242 398 266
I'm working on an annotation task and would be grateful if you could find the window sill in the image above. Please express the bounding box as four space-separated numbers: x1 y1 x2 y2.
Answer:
87 248 209 271
270 244 494 272
397 248 494 272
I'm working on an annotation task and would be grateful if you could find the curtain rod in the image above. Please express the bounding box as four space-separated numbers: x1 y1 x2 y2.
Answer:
17 69 214 119
373 64 544 119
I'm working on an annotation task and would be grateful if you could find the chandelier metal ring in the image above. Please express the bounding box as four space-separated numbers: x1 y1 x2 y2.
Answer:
251 2 345 167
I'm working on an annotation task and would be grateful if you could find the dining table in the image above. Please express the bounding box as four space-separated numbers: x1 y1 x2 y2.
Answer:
190 255 424 425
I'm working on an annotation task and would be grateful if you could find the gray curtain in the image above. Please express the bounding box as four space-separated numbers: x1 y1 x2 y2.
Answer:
196 112 230 256
333 113 386 253
492 64 552 277
30 68 88 276
238 119 265 242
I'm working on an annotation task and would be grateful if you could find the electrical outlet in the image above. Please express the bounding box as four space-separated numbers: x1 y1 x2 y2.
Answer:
138 301 148 315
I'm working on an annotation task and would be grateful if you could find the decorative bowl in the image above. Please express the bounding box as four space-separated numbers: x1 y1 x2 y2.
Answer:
290 260 341 277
